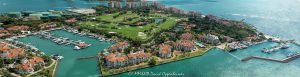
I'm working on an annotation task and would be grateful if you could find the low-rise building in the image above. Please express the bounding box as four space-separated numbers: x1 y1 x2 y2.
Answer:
0 42 25 59
7 25 30 32
65 18 78 23
67 9 96 15
15 63 34 73
174 40 196 52
1 48 25 59
0 30 12 38
180 32 193 40
109 41 129 52
127 51 151 65
6 12 23 18
158 44 172 58
198 34 220 45
15 56 44 73
104 51 151 68
39 23 57 30
105 52 128 68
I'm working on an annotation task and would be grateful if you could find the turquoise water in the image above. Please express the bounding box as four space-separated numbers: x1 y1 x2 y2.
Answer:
158 0 300 42
3 0 300 77
113 0 300 77
18 30 111 77
0 0 107 12
113 42 300 77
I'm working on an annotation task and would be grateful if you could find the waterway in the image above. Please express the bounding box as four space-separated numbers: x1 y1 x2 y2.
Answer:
3 0 300 77
17 30 111 77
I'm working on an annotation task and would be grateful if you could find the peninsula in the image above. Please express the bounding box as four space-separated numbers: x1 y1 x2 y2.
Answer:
0 0 266 77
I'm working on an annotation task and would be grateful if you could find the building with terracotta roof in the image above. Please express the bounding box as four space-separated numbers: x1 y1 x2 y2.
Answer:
15 57 44 73
198 34 220 45
0 30 12 38
39 22 57 30
15 63 34 73
180 32 194 40
104 51 151 68
158 44 172 58
174 40 196 52
1 48 25 59
7 25 30 32
127 51 151 65
104 52 129 68
109 41 129 52
65 18 78 23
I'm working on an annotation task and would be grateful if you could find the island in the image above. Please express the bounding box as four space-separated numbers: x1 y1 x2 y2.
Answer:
0 0 266 77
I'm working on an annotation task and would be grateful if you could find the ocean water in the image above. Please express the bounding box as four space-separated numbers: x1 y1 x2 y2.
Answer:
158 0 300 43
0 0 107 12
2 0 300 77
113 0 300 77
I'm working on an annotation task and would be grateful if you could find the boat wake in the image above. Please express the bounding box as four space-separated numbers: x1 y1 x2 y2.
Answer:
225 51 242 60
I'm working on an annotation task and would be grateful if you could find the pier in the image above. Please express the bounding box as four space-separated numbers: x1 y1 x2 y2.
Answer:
241 54 300 63
77 56 98 60
262 44 289 53
291 41 300 46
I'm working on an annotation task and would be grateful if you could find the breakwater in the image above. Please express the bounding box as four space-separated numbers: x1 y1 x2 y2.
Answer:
241 54 300 63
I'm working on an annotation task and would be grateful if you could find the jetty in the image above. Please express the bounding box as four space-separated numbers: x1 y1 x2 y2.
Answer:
77 56 98 60
291 41 300 46
241 54 300 63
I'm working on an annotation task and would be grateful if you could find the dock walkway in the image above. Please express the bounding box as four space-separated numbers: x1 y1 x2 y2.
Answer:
241 54 300 63
77 56 98 60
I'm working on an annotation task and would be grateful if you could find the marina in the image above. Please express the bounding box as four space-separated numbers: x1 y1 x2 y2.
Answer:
17 29 112 77
36 31 91 50
63 27 110 42
1 0 300 77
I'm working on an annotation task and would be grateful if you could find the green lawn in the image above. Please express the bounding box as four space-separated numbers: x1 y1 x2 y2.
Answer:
96 11 140 23
79 11 176 41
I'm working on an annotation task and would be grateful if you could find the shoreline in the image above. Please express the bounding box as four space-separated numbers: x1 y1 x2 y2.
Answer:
100 46 215 77
52 60 59 77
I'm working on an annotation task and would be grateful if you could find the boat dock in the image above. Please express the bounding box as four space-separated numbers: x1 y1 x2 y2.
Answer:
262 44 289 53
36 31 91 49
241 54 300 63
63 27 113 42
77 56 98 60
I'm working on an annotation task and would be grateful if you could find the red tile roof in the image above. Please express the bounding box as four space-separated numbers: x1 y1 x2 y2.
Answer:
159 44 172 54
180 33 193 40
110 41 128 51
65 18 78 23
175 40 195 48
7 25 30 31
39 23 57 30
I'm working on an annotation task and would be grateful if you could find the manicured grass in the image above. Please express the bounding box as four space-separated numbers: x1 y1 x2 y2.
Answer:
96 11 139 23
80 16 177 42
